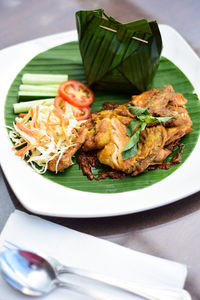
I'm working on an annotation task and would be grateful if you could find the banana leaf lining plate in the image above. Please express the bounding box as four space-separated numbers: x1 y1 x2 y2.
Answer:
0 25 200 217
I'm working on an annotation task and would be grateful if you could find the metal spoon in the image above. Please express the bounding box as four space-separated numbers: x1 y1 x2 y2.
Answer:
0 248 191 300
0 248 111 299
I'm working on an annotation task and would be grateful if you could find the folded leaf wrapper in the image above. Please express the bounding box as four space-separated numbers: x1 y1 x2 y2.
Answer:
76 9 162 93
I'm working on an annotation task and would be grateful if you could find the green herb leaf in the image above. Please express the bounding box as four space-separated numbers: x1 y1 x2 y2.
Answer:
122 129 141 160
123 105 175 160
123 129 141 151
141 123 147 131
122 144 138 160
140 115 176 123
127 105 149 116
126 119 142 136
154 116 176 123
137 115 151 122
128 105 176 124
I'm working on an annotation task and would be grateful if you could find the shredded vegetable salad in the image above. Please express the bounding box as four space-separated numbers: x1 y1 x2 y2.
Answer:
8 100 82 174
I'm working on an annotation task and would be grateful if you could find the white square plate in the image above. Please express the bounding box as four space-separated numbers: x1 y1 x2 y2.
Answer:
0 25 200 218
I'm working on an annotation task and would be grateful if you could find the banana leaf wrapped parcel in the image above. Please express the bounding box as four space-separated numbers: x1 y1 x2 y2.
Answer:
76 9 162 93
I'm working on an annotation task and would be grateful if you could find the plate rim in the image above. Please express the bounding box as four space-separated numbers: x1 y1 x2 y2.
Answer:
1 25 200 218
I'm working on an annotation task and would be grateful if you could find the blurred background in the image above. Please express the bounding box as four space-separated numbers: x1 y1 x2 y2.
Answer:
0 0 200 55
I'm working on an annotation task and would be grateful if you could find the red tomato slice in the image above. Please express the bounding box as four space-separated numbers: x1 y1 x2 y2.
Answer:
58 80 94 108
54 96 91 121
71 105 91 121
53 96 66 119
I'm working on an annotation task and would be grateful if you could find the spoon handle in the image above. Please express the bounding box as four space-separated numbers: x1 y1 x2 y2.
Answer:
56 279 127 300
57 265 191 300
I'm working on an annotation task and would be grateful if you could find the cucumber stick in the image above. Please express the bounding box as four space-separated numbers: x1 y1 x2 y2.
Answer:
14 99 55 114
19 84 60 93
18 73 68 100
18 91 58 101
22 73 68 85
18 84 59 100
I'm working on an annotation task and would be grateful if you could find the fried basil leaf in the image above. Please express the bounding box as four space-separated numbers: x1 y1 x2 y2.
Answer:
122 129 141 160
154 116 176 123
122 105 175 160
122 144 138 160
127 105 149 116
126 119 142 136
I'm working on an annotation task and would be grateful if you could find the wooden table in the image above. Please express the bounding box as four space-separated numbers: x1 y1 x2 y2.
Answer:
1 0 200 298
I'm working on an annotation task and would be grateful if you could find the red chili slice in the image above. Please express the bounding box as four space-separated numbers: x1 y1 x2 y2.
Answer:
58 80 94 108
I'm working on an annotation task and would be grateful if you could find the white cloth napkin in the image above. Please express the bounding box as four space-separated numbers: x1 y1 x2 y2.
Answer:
0 210 187 300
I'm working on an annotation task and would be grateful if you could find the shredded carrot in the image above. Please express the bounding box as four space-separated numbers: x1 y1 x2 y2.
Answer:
48 122 60 126
33 105 39 128
19 110 31 124
47 111 51 124
30 107 34 119
16 121 33 136
13 98 78 166
45 111 51 132
51 128 58 143
18 113 27 117
35 135 49 148
53 107 62 120
42 111 57 143
63 117 69 126
46 125 57 143
72 128 78 136
62 120 70 145
15 135 48 159
15 144 30 158
12 141 27 150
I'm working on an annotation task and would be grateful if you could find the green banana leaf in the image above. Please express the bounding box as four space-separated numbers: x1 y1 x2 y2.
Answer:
76 9 162 93
4 41 200 194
